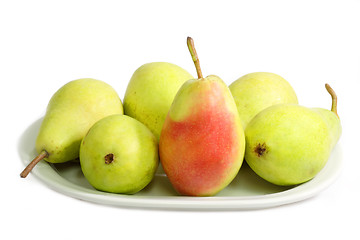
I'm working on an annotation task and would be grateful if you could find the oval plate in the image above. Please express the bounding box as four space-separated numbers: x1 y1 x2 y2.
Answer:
18 117 342 210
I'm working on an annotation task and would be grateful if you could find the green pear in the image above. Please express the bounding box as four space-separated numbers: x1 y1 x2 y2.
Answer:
244 84 340 186
123 62 193 140
229 72 298 129
20 78 123 178
159 37 245 196
313 108 341 149
80 114 159 194
312 84 341 149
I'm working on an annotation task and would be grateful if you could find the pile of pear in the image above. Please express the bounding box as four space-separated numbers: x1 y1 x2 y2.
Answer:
20 37 341 197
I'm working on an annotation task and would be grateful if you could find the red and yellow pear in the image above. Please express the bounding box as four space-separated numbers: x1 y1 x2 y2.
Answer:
159 37 245 196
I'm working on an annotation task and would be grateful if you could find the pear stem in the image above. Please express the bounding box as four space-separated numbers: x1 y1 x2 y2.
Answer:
20 150 49 178
325 83 339 118
187 37 203 79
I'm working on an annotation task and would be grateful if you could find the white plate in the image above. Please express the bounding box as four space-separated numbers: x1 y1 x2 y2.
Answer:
18 117 342 210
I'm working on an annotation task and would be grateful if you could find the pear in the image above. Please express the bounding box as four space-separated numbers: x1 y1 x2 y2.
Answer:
159 37 245 196
123 62 193 140
244 84 341 186
312 84 341 149
229 72 298 129
20 78 123 178
80 114 159 194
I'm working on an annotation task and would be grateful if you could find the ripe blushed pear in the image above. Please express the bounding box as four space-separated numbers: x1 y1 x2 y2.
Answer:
159 37 245 196
229 72 298 129
20 78 123 178
123 62 193 140
244 84 341 186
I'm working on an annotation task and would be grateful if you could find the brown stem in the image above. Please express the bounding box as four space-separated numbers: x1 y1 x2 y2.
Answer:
325 83 339 118
20 150 49 178
187 37 203 79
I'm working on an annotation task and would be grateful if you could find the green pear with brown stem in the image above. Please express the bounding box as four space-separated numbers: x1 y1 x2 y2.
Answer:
312 84 341 149
244 84 340 186
20 78 123 178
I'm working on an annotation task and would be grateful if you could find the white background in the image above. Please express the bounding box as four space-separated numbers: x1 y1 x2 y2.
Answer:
1 0 359 239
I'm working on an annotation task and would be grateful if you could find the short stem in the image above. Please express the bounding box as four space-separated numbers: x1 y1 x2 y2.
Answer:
20 150 49 178
325 83 339 118
187 37 203 79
